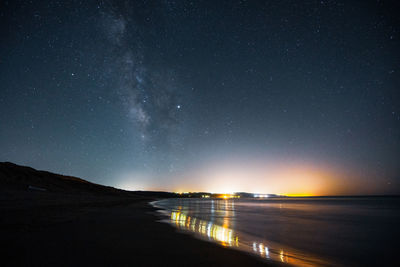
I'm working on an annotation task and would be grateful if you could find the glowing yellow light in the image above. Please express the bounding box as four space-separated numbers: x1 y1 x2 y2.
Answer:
169 211 327 266
284 193 314 197
169 210 239 248
186 216 191 228
259 243 264 255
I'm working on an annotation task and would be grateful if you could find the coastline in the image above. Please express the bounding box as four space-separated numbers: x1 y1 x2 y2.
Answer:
151 198 328 267
151 197 400 267
2 195 279 266
3 163 399 266
1 162 277 266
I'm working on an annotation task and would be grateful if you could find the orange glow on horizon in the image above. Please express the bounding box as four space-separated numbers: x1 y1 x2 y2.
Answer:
166 161 344 196
284 193 315 197
117 158 378 196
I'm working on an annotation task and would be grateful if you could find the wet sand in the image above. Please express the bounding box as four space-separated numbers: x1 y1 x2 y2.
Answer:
1 163 276 266
1 196 277 266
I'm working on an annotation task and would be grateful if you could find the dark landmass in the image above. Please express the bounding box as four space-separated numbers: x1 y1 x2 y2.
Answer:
1 162 273 266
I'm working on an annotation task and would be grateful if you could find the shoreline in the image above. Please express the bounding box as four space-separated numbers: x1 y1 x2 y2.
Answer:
1 162 276 266
3 163 399 266
152 197 400 267
147 199 283 266
150 198 324 267
2 195 279 266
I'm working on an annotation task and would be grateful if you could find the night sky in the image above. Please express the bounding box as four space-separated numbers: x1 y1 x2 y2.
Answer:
1 0 399 195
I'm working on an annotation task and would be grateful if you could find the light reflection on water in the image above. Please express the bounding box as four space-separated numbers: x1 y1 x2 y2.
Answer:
171 210 239 247
157 199 324 266
153 197 400 266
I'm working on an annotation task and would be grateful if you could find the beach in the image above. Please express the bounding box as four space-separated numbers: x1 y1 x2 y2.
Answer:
1 196 276 266
0 163 273 267
3 162 399 266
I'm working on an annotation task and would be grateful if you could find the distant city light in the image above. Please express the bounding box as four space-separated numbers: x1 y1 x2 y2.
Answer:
253 194 269 198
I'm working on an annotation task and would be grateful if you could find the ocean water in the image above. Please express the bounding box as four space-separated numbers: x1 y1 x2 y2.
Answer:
152 197 400 266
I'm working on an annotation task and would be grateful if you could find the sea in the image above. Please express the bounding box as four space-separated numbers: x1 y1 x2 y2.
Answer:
152 197 400 266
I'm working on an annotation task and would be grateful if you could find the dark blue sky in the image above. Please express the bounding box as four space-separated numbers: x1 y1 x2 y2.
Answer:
1 0 399 195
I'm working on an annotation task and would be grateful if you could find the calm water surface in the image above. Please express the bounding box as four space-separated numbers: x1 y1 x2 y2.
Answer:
152 197 400 266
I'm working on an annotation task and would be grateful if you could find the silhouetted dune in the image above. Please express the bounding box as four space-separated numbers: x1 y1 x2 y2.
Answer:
0 162 176 199
0 161 130 195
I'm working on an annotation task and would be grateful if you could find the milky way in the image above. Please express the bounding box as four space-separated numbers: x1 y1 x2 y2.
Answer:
101 4 181 147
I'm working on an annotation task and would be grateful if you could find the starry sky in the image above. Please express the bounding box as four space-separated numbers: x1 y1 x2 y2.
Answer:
1 0 399 195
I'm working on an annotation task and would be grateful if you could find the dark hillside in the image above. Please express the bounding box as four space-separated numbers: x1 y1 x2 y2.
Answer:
0 162 132 196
